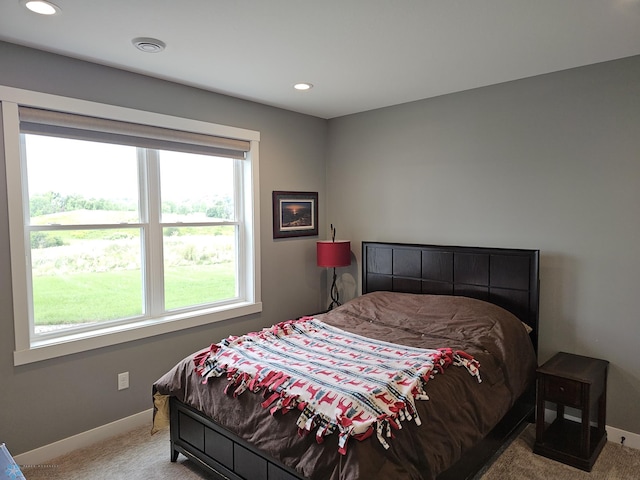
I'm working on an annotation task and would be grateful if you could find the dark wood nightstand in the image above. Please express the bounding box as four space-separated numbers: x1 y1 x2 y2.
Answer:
534 352 609 471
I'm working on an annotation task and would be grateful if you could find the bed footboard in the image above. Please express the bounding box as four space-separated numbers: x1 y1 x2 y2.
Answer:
169 389 534 480
170 396 301 480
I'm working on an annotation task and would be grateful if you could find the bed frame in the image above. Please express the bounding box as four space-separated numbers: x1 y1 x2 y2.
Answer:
169 242 540 480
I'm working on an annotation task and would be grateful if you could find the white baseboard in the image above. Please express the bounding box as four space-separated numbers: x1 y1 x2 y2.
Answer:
14 409 153 466
607 425 640 450
544 408 640 450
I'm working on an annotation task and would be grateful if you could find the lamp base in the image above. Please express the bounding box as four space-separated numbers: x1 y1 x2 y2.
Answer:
327 267 341 310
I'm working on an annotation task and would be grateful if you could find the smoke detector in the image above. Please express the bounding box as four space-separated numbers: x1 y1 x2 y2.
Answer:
132 37 166 53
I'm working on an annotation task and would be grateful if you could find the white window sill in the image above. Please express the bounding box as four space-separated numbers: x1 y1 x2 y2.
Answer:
13 301 262 366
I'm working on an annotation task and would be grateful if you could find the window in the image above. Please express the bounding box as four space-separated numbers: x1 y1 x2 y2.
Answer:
1 87 261 365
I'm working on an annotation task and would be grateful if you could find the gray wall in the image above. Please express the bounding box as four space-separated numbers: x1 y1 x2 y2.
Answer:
0 42 328 454
326 55 640 435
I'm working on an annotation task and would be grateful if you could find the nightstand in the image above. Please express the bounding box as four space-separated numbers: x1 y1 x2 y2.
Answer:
534 352 609 471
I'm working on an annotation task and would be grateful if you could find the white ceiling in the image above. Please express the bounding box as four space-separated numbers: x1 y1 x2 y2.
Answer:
1 1 639 119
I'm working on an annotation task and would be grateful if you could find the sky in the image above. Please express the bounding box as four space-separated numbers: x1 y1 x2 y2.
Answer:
24 134 234 203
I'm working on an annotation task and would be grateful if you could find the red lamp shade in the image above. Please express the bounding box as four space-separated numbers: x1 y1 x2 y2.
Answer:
317 241 351 268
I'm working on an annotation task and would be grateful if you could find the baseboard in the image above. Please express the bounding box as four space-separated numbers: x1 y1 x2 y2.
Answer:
607 425 640 450
14 409 153 466
544 408 639 450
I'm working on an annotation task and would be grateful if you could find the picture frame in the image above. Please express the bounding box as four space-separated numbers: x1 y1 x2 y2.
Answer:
272 191 318 239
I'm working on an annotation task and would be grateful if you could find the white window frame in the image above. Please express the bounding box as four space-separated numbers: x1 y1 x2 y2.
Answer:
1 86 262 366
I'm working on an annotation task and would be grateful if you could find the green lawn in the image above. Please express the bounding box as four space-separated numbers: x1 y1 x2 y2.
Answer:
33 263 236 325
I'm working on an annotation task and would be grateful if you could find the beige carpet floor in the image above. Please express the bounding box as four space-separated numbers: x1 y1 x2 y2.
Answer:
479 424 640 480
21 425 216 480
21 423 640 479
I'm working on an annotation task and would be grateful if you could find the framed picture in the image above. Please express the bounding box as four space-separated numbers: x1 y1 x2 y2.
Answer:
272 191 318 238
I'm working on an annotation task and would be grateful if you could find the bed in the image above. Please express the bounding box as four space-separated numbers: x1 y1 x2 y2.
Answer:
153 241 540 480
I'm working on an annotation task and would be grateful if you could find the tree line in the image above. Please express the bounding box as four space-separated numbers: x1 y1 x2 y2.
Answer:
30 191 232 219
30 192 135 217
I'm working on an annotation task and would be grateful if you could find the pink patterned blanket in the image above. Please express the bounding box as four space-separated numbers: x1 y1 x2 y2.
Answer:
194 317 481 454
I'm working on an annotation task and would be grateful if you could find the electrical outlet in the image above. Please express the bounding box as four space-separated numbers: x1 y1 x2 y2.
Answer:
118 372 129 390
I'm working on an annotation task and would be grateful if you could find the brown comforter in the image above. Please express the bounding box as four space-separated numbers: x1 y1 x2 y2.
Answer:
153 292 537 480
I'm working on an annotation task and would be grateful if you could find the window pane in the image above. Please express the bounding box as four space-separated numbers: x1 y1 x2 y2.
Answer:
24 134 140 225
159 150 235 222
31 228 143 334
163 226 237 310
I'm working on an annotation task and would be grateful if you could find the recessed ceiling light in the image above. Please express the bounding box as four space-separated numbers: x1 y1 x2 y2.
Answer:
132 37 166 53
294 83 313 91
22 0 60 15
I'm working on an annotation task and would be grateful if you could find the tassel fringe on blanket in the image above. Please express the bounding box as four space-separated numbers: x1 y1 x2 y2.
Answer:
195 317 481 455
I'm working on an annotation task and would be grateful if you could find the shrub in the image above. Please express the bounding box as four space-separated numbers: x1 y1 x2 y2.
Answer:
31 232 65 249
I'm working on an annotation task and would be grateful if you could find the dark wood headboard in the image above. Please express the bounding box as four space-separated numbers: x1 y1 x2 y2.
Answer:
362 242 540 352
